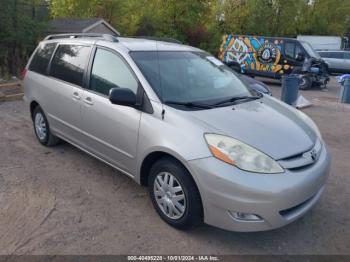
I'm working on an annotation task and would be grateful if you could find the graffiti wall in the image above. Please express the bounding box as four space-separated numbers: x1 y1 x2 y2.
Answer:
219 35 292 75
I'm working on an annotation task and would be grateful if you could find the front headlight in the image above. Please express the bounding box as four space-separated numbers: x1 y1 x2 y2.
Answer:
204 134 284 174
296 110 322 139
310 67 320 74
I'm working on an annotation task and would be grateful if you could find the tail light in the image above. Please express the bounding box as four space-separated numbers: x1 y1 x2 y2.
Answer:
20 68 27 79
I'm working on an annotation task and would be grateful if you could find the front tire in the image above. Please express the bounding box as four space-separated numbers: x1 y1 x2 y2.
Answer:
148 157 202 230
32 106 60 146
299 75 312 90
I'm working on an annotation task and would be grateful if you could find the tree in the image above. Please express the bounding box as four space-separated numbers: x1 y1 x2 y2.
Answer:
50 0 138 35
0 0 49 77
3 0 350 78
298 0 350 36
221 0 306 37
50 0 99 18
131 0 221 51
220 0 350 38
50 0 221 53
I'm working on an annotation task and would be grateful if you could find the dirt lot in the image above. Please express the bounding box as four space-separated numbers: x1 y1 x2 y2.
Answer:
0 77 349 255
0 82 23 102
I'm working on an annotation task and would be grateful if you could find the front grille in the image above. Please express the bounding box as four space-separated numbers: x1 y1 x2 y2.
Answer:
278 139 322 170
287 162 314 172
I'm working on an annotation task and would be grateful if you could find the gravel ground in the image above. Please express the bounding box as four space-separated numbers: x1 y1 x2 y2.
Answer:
0 77 349 255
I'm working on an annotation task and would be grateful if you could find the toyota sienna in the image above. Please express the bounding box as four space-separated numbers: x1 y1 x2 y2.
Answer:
23 34 331 232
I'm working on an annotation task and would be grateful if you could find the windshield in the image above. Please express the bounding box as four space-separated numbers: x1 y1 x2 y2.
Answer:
130 51 252 105
301 42 321 59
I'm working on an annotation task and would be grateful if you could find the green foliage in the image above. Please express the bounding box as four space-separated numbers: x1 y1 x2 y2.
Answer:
49 0 221 53
0 0 49 77
49 0 350 53
50 0 99 18
297 0 350 36
221 0 350 38
222 0 304 37
2 0 350 77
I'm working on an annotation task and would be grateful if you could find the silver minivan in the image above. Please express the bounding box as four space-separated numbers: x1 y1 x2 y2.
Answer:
23 34 331 232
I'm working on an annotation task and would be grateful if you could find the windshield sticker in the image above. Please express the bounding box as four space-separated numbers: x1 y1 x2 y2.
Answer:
206 56 224 66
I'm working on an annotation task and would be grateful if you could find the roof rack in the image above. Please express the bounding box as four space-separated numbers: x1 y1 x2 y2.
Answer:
132 36 182 44
44 33 118 42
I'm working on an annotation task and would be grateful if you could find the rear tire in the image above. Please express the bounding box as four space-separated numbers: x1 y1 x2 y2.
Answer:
32 106 60 146
148 157 202 230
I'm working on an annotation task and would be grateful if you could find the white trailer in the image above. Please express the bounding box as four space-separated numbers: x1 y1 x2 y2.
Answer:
297 35 347 51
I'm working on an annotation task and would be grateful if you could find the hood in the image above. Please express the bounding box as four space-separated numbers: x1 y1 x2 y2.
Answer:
187 96 316 160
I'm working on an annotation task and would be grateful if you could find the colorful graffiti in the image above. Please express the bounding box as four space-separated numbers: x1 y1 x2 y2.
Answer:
219 35 292 74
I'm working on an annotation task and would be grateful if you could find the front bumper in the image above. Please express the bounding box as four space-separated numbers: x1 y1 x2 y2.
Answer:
187 143 331 232
313 74 329 87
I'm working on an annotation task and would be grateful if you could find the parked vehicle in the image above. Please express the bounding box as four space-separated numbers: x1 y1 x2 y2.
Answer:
239 74 272 96
24 33 330 232
297 35 348 51
219 35 329 89
318 50 350 74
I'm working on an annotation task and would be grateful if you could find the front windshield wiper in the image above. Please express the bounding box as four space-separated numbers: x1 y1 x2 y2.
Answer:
164 100 213 109
213 94 262 106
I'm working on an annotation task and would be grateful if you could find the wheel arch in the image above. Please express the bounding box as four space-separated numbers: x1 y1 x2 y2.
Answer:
139 150 201 191
30 100 40 119
139 150 204 219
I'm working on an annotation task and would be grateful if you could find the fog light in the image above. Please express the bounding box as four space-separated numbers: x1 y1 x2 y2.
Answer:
229 211 263 221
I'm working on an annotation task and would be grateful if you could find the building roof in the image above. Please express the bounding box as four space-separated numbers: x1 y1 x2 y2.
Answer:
49 18 120 36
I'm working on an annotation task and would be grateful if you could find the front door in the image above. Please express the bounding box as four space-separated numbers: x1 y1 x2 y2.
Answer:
81 47 141 175
284 41 304 71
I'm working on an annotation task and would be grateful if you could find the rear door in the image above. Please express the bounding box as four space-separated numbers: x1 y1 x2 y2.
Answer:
80 46 141 175
329 52 344 70
26 42 57 109
46 43 92 146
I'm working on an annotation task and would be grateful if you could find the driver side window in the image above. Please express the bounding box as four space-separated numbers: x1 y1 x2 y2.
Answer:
90 48 138 96
284 42 295 60
295 45 303 59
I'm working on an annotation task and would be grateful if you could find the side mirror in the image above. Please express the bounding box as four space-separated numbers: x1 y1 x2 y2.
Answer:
296 53 305 61
109 87 137 107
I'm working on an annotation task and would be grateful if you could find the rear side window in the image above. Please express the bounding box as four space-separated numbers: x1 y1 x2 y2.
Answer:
327 52 344 59
319 52 329 58
50 44 91 86
333 52 344 59
29 43 57 75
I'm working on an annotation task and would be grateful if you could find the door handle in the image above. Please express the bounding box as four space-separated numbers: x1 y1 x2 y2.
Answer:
72 92 81 100
83 97 93 105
